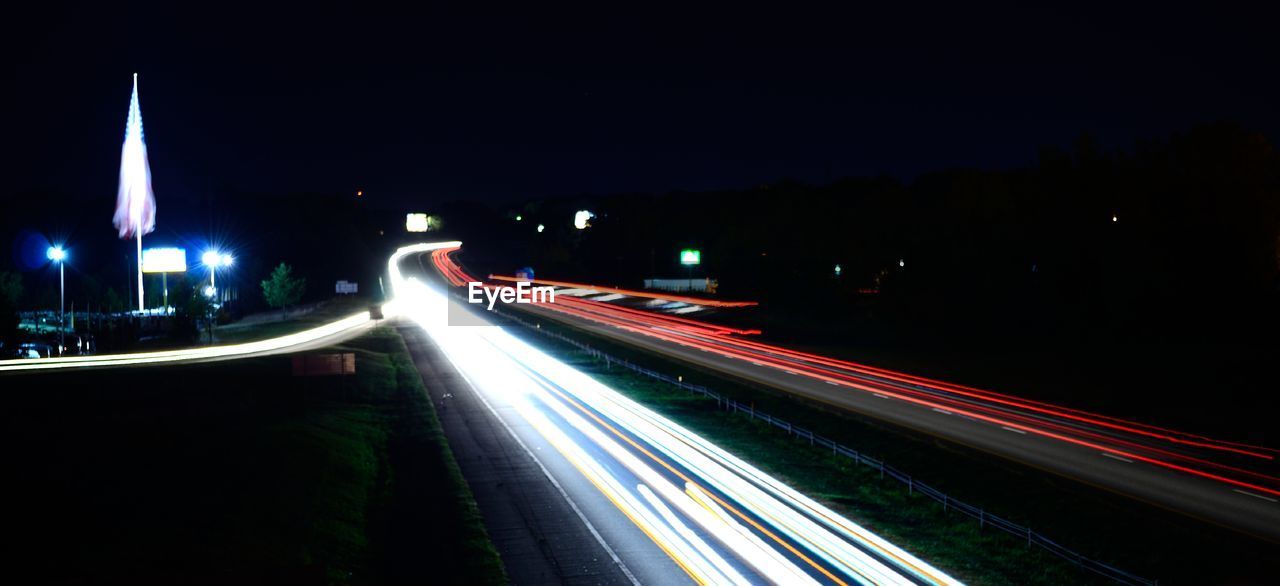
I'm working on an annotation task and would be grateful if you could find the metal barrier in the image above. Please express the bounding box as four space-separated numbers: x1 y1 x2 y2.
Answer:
497 309 1158 586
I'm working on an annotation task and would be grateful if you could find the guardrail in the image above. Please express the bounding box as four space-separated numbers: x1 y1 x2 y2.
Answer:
496 309 1158 586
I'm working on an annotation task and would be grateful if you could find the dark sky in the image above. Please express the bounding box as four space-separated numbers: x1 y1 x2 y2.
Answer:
5 2 1278 206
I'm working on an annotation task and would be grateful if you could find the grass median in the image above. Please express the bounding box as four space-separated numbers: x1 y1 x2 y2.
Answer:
1 327 504 585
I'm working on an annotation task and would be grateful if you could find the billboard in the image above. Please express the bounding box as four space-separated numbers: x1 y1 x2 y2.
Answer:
406 213 429 232
680 249 701 266
406 213 442 232
141 247 187 273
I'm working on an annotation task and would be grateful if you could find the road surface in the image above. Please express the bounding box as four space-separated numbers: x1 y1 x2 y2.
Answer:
432 246 1280 544
391 242 962 586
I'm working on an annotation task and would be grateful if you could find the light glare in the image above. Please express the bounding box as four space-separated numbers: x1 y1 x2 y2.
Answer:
406 213 430 232
680 249 701 266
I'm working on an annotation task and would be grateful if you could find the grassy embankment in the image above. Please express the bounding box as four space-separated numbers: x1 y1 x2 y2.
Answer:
2 327 503 585
212 296 376 345
504 314 1280 585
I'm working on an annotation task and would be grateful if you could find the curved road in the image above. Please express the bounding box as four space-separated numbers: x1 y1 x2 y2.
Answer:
434 247 1280 543
392 242 963 586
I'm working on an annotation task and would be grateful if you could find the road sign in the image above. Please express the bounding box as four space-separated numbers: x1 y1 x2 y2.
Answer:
335 280 359 294
680 249 701 266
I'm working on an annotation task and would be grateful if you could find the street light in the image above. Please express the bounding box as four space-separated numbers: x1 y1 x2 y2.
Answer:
202 250 233 344
47 246 67 355
202 250 234 298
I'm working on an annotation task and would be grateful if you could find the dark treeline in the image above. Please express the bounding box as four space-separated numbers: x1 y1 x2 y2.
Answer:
491 123 1280 347
5 123 1279 350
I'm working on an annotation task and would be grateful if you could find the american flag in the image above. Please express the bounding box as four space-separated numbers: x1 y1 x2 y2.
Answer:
112 73 156 240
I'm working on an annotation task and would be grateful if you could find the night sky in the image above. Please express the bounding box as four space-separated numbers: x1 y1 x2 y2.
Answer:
5 2 1278 205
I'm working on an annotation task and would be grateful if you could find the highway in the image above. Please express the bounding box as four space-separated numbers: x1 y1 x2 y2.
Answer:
433 246 1280 543
0 311 374 373
391 242 963 586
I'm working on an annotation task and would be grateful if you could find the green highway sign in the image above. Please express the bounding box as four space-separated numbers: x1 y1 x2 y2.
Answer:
680 249 701 266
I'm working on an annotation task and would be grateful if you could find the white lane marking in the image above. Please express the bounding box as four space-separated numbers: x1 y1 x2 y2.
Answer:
783 370 799 375
751 362 765 366
824 381 840 386
440 340 642 585
1233 489 1279 503
1100 452 1133 464
1001 426 1027 435
931 408 952 415
873 394 889 399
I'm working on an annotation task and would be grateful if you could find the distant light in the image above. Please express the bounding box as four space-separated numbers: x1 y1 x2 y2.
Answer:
141 247 187 273
515 215 523 222
537 223 545 233
46 246 67 262
834 263 842 276
899 259 905 268
680 249 701 266
573 209 595 230
1112 214 1118 223
356 190 363 197
204 285 216 298
406 213 430 232
202 250 234 268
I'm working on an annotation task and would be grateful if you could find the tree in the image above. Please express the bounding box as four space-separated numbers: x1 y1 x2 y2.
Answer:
0 271 22 347
261 262 306 319
103 287 125 314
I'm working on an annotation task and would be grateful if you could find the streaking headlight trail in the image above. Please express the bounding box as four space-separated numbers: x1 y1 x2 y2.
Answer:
0 312 371 372
388 242 962 586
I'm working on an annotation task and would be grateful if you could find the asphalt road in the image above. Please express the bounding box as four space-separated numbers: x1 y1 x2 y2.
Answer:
509 300 1280 543
399 323 671 585
392 242 962 586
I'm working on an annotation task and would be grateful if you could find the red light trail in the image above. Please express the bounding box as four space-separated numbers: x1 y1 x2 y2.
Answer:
433 247 1280 498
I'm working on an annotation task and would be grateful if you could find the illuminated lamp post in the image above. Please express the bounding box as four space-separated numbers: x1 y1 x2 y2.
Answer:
201 250 234 302
47 246 67 355
202 250 233 344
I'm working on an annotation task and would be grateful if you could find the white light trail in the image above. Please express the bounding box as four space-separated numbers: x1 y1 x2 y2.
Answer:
0 312 371 372
387 242 963 586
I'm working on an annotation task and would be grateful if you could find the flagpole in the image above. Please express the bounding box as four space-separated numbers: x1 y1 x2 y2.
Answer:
137 229 144 313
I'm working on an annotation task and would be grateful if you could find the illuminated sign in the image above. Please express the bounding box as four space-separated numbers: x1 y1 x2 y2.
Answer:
680 249 701 266
406 213 429 232
141 247 187 273
406 213 441 232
